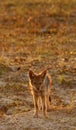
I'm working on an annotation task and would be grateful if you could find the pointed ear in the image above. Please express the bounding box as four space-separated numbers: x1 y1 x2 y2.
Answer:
41 70 47 79
29 70 35 79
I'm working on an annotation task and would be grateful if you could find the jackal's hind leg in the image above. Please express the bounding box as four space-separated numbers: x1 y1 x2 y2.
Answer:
46 94 51 111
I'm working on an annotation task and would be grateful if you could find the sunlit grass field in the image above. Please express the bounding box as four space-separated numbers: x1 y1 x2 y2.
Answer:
0 1 76 129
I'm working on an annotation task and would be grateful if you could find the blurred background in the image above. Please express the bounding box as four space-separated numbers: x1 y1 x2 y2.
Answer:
0 1 76 129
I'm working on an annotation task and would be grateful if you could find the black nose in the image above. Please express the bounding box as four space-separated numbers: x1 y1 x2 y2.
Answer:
37 87 39 90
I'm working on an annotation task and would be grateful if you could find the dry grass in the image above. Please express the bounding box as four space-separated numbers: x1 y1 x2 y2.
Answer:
0 0 76 130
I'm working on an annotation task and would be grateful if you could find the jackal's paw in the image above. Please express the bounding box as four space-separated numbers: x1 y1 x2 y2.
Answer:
43 114 49 119
33 113 38 118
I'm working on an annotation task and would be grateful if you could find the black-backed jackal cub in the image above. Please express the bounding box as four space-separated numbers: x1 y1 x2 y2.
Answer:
29 69 52 118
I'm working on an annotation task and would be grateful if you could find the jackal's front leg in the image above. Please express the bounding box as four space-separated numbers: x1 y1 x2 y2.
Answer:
41 95 47 117
33 95 38 118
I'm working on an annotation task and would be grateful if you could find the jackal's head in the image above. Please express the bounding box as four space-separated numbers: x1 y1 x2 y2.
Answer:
29 70 46 88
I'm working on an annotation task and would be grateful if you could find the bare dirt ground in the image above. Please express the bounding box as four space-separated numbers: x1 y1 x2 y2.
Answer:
0 0 76 130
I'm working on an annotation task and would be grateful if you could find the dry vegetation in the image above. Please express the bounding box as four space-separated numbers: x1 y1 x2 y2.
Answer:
0 0 76 130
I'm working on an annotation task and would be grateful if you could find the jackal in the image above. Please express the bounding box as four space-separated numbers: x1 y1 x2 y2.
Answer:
29 69 52 117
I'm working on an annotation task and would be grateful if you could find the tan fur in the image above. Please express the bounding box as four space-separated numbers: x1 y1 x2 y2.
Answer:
29 69 52 118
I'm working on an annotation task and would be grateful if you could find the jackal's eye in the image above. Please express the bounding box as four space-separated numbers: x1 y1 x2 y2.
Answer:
38 81 42 85
33 81 36 84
